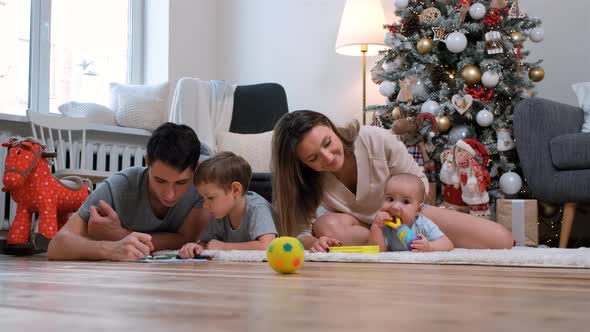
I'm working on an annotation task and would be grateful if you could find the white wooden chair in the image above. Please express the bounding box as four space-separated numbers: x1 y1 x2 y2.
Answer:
27 111 112 184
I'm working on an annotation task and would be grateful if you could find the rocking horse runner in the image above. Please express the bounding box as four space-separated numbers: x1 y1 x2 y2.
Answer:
2 137 91 244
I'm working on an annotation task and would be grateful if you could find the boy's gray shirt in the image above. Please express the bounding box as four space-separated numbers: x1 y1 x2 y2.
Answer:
78 166 203 233
383 214 444 251
200 191 277 243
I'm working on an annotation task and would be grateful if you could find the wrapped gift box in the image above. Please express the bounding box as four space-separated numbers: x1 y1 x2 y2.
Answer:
496 199 538 246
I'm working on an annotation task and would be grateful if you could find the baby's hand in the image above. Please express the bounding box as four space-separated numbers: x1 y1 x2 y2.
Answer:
410 234 431 252
178 242 204 259
372 211 392 230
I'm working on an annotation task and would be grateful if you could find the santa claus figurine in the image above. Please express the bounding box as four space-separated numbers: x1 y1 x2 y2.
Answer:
439 149 468 212
453 139 491 217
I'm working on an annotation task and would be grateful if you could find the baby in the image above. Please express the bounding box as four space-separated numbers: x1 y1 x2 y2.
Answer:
178 152 277 258
369 173 454 252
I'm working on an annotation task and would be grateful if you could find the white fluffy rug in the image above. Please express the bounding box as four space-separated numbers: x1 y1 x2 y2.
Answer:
195 247 590 269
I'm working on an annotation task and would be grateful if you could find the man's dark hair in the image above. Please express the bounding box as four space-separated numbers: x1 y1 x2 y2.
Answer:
147 122 201 172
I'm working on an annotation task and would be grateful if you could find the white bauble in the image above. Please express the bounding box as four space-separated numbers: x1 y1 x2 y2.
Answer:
445 32 468 53
469 3 486 20
529 27 545 42
476 110 494 127
379 81 397 97
481 71 500 88
421 100 440 114
499 172 522 195
413 79 427 97
382 56 405 72
384 31 395 46
395 0 409 9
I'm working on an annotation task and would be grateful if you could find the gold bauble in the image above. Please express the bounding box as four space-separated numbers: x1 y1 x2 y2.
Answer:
509 31 524 47
461 64 482 85
529 67 545 82
391 106 402 120
538 201 559 218
416 37 433 54
436 115 451 133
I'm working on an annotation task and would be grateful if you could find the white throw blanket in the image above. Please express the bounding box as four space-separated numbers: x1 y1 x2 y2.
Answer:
169 78 237 151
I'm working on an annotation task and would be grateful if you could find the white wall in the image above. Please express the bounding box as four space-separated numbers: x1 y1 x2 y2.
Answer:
521 0 590 106
163 0 590 123
168 0 218 85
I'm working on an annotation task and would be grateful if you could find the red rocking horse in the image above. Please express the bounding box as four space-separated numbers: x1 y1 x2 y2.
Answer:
1 137 91 244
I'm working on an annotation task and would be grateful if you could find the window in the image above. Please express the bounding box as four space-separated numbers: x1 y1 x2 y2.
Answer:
0 0 31 116
0 0 143 117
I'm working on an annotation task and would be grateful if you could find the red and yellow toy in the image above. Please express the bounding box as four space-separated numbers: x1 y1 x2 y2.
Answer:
1 137 91 244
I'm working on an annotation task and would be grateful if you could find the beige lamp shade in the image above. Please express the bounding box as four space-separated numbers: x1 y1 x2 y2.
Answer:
335 0 389 56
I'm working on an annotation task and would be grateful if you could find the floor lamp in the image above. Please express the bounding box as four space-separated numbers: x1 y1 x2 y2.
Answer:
335 0 389 125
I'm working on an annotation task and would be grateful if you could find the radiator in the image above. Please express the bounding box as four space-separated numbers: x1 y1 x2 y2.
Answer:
1 132 146 231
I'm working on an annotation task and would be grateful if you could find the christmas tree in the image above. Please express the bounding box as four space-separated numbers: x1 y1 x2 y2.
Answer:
370 0 544 214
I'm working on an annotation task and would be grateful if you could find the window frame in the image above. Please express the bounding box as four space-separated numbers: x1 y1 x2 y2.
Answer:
26 0 144 115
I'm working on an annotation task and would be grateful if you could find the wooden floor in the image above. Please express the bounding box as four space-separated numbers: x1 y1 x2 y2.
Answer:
1 255 589 332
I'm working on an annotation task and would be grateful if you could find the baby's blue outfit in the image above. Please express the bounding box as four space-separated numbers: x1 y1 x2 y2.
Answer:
382 214 444 251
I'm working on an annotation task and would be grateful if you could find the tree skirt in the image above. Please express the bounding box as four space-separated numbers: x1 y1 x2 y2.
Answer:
161 247 590 269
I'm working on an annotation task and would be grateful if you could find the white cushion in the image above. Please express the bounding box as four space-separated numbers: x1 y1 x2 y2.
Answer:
57 102 115 125
110 82 169 128
116 94 166 130
572 82 590 133
216 131 273 173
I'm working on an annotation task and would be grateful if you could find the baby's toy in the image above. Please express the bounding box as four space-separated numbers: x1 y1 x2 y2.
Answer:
384 217 419 251
1 137 91 244
266 236 305 274
328 245 380 254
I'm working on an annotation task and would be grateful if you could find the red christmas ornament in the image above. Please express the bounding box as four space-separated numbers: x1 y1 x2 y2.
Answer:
387 24 399 35
465 86 496 104
484 9 504 27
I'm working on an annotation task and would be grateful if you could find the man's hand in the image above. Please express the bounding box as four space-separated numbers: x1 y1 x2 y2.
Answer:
107 232 155 261
206 239 226 250
88 200 129 241
178 242 204 258
410 234 432 252
310 236 342 253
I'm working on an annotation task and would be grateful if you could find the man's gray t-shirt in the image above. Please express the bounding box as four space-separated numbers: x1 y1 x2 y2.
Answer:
383 214 444 251
78 166 202 233
200 191 277 243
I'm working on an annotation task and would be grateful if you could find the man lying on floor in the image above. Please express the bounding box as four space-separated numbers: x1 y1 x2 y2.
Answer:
47 123 210 261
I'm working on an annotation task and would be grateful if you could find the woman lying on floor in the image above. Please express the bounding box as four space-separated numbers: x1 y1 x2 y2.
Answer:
271 110 513 252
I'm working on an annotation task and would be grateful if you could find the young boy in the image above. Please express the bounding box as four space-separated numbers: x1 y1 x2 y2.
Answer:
369 173 454 252
178 152 277 258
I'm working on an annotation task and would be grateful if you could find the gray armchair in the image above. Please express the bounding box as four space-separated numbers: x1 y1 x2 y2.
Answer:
514 97 590 247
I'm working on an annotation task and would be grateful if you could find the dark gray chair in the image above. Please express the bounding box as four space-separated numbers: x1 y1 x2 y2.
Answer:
229 83 288 202
514 97 590 247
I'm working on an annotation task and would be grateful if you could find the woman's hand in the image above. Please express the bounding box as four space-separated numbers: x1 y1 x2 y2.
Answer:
310 236 342 253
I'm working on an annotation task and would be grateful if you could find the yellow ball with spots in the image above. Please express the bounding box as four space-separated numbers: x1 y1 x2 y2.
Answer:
266 237 305 274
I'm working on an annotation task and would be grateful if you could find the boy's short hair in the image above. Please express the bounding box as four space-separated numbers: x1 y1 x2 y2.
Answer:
387 173 426 201
195 151 252 193
147 122 201 172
